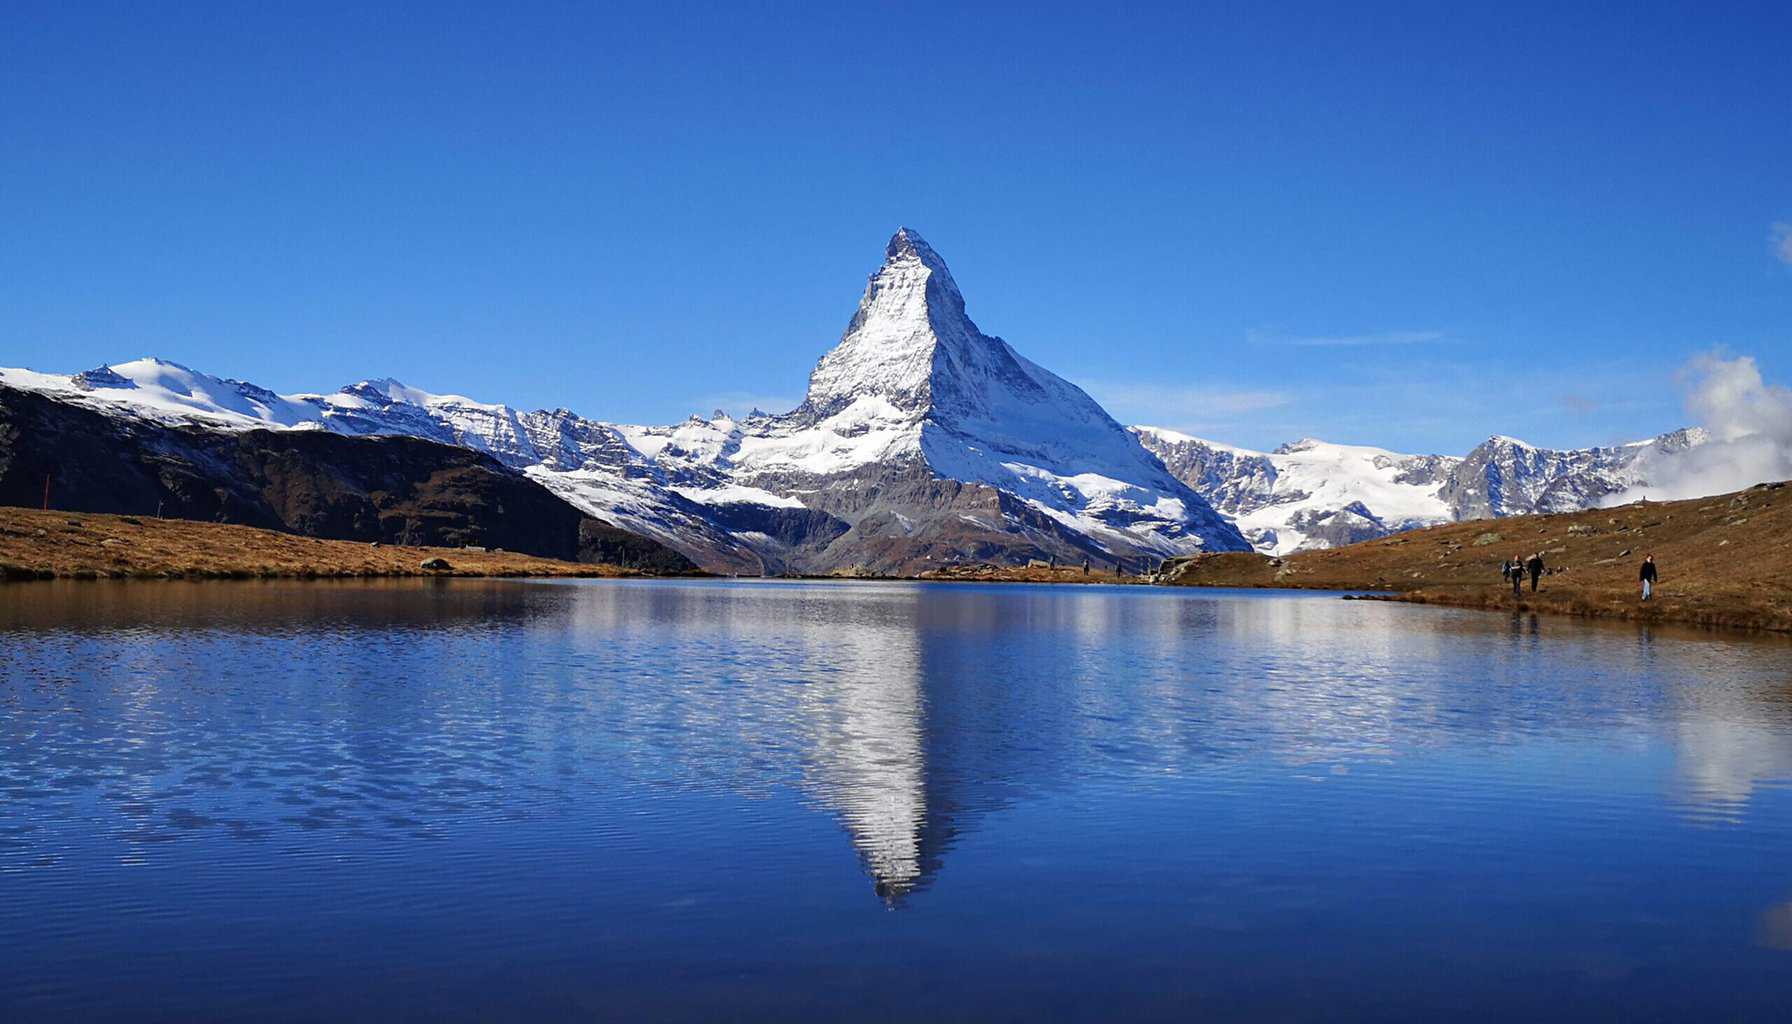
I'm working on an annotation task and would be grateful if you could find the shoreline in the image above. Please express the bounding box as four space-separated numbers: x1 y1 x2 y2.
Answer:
1159 481 1792 637
10 482 1792 640
0 507 675 582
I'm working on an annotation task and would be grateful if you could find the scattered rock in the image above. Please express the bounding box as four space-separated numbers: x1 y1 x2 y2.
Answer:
418 557 452 571
120 516 143 526
1472 532 1502 547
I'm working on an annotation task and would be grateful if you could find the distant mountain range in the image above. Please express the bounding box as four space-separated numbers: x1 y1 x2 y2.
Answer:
0 228 1721 567
1135 426 1708 554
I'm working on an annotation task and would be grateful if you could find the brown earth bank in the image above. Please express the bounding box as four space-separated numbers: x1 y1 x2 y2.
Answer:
1158 480 1792 635
0 507 689 581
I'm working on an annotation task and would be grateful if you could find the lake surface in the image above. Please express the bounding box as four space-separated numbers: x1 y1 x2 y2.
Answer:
3 579 1791 1021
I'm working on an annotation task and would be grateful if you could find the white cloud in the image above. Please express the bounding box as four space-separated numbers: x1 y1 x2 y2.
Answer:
1249 328 1449 348
1617 352 1792 501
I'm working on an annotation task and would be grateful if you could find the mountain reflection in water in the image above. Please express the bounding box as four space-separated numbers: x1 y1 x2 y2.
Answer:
3 579 1792 1020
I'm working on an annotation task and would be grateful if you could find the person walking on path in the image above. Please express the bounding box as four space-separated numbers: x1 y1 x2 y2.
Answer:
1640 554 1658 601
1508 555 1524 597
1526 552 1545 592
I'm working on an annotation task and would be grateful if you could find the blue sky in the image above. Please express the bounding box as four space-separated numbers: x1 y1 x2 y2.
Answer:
3 1 1789 453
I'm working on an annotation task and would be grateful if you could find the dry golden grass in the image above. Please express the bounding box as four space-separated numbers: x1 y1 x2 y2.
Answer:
1163 481 1792 634
0 506 647 581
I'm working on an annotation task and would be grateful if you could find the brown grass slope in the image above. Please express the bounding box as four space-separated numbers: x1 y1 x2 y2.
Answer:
0 507 662 581
1162 481 1792 634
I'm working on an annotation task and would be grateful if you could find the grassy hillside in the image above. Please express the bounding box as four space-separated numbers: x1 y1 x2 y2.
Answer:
0 507 668 581
1161 481 1792 634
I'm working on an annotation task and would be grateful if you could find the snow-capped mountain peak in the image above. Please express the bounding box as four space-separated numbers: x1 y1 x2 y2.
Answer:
741 230 1249 558
797 227 971 424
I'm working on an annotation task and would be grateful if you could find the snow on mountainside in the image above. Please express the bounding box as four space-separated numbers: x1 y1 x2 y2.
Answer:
712 228 1250 565
1135 425 1710 555
1436 429 1708 520
0 229 1249 571
0 359 767 571
1134 427 1459 554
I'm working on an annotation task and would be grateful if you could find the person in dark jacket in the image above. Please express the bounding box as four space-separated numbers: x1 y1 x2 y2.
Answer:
1640 554 1658 600
1526 552 1544 592
1507 555 1524 597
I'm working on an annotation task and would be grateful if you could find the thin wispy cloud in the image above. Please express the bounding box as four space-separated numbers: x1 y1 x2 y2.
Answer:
1774 221 1792 266
1249 328 1450 348
1082 380 1293 435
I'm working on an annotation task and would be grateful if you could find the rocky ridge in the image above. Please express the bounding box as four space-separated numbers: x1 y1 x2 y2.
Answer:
1135 426 1709 554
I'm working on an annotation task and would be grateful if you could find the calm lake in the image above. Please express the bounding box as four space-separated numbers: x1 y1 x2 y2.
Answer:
3 579 1791 1021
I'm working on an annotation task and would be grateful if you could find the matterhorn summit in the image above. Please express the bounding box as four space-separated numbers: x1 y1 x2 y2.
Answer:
798 228 965 422
690 228 1253 570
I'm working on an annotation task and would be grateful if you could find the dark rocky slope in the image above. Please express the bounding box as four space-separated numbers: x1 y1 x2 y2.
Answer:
0 385 695 572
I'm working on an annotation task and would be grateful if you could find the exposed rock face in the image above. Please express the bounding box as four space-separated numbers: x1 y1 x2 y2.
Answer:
1284 502 1389 549
1136 425 1710 555
1133 429 1460 554
576 518 701 574
0 385 695 571
1438 430 1707 519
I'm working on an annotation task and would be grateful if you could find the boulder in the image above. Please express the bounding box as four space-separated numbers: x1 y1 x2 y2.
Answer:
418 557 452 571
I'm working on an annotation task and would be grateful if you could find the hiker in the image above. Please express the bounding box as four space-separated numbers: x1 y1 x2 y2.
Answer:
1639 554 1658 601
1526 552 1544 592
1506 555 1523 597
